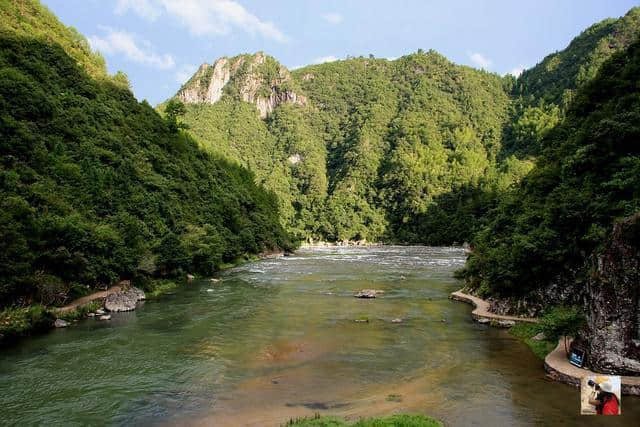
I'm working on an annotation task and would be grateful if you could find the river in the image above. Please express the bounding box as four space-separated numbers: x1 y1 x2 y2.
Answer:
0 246 638 426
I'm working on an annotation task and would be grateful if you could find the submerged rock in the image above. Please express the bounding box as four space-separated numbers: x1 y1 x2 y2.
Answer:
354 289 384 298
391 318 403 323
476 317 490 324
99 315 111 321
105 287 146 312
54 319 69 328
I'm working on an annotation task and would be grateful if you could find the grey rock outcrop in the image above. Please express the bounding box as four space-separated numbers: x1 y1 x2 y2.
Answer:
583 214 640 375
176 52 306 118
105 287 146 312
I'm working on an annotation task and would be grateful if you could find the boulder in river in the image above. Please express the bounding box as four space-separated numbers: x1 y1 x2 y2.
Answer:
99 315 111 321
105 287 146 312
391 318 403 323
354 289 384 298
95 308 106 315
54 319 69 328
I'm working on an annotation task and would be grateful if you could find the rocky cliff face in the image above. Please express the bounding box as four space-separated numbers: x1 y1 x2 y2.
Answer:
176 52 306 118
486 214 640 375
584 213 640 375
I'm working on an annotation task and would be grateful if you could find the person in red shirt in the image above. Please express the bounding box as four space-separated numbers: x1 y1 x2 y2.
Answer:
588 381 620 415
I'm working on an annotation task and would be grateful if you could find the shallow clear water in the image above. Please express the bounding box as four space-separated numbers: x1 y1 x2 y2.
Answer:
0 246 638 426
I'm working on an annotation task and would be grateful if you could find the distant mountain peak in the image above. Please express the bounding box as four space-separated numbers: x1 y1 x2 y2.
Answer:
176 52 306 118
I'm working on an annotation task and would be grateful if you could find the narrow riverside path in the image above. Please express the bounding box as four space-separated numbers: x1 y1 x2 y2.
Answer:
54 286 122 313
450 289 538 323
544 338 640 395
451 289 640 395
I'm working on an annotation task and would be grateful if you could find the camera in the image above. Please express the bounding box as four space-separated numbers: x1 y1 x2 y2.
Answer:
587 380 600 390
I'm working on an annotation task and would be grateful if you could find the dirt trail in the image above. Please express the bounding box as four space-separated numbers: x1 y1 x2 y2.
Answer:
54 286 122 313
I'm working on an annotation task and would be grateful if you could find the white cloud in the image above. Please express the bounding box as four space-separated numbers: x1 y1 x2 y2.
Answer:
175 64 197 84
505 65 526 77
89 28 175 69
115 0 162 21
323 12 343 25
469 52 492 69
313 55 339 64
115 0 287 42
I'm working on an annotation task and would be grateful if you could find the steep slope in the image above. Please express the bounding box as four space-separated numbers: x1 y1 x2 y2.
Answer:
0 5 291 309
517 7 640 106
502 7 640 158
460 36 640 300
0 0 126 86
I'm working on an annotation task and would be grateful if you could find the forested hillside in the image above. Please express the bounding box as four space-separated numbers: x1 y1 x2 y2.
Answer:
460 35 640 298
502 7 640 158
173 8 640 246
177 51 528 244
0 2 291 310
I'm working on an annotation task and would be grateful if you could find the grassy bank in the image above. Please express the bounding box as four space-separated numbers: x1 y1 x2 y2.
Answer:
284 414 442 427
509 322 556 360
0 305 55 346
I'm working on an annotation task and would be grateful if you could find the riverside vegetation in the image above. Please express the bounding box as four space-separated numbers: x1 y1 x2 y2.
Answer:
0 0 639 377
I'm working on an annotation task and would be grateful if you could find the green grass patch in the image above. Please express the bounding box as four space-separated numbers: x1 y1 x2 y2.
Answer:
57 301 102 322
284 414 442 427
509 322 556 360
145 279 181 298
0 305 54 344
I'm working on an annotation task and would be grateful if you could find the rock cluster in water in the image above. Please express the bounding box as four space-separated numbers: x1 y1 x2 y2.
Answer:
104 287 146 312
354 289 385 298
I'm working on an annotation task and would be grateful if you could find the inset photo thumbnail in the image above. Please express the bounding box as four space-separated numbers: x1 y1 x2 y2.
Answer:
580 375 621 415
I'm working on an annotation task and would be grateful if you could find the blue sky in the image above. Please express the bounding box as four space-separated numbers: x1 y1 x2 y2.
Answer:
42 0 639 105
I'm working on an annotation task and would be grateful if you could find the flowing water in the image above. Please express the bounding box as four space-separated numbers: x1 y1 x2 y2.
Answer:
0 246 638 426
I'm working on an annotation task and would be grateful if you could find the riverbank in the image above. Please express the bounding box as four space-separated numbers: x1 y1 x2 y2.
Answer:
544 338 640 396
451 289 640 395
0 249 286 348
